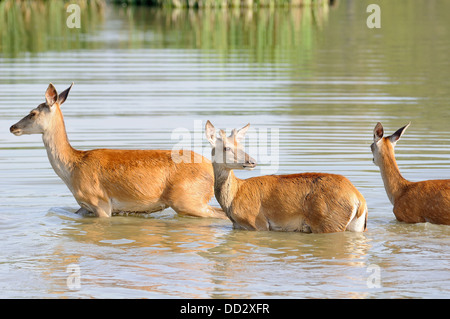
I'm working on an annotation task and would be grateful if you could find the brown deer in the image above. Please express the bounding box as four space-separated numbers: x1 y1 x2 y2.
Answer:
371 122 450 225
10 83 225 219
205 120 368 233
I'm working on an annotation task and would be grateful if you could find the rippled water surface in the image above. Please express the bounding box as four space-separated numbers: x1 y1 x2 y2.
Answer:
0 0 449 298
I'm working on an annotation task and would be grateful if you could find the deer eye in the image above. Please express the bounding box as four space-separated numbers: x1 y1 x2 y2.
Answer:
29 112 37 118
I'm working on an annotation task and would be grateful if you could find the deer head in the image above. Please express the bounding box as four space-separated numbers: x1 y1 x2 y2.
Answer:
205 120 256 170
371 122 410 167
10 83 73 136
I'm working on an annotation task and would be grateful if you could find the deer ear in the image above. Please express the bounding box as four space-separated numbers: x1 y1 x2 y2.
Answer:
205 120 217 146
57 82 73 106
45 83 58 107
388 122 410 146
373 122 384 143
235 123 250 142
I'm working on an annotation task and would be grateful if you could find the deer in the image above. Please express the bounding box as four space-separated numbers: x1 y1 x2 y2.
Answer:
9 83 225 219
371 122 450 225
204 121 368 233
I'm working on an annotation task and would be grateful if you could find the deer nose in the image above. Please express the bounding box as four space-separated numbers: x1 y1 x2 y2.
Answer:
245 156 257 167
10 125 17 133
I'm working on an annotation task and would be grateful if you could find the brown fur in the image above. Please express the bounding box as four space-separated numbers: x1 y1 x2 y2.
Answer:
215 170 367 233
372 122 450 225
206 121 368 233
71 148 220 218
10 83 225 219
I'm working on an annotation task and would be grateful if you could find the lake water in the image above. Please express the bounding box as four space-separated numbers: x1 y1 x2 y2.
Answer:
0 0 449 298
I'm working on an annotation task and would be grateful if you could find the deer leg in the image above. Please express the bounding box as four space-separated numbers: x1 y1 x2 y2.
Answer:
171 201 227 219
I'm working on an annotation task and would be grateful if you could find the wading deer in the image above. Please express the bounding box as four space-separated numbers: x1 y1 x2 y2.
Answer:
371 122 450 225
10 83 225 219
205 121 368 233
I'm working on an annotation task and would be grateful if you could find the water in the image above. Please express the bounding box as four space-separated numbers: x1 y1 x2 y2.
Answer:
0 0 449 298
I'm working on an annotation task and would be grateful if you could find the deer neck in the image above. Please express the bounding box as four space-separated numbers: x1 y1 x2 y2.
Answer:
42 107 81 186
212 163 240 213
378 149 410 205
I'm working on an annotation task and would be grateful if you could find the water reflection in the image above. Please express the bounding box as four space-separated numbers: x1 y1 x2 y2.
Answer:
0 1 329 60
1 0 450 299
42 208 373 298
202 230 372 298
205 229 370 261
118 5 329 54
42 209 230 297
0 0 106 57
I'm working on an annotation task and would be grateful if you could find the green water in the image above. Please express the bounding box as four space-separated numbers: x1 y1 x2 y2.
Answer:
0 0 449 298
